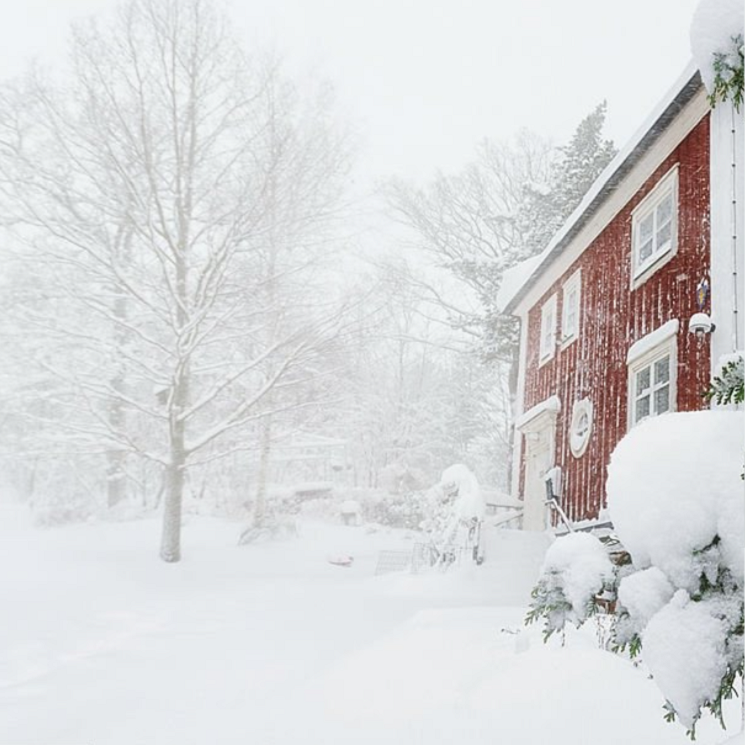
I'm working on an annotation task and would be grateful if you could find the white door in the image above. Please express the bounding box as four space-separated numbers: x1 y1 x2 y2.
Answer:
523 425 552 531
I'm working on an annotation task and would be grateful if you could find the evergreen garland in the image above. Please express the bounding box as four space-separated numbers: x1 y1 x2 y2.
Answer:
708 35 744 111
705 355 744 406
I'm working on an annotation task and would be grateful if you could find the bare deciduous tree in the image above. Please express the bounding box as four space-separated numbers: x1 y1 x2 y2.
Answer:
0 0 351 561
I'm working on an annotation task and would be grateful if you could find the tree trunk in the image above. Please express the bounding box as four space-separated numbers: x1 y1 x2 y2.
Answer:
252 416 272 528
161 376 187 562
160 237 189 561
106 451 125 509
160 453 184 563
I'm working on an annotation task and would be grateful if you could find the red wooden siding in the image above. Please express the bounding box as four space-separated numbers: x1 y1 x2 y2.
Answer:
520 114 711 523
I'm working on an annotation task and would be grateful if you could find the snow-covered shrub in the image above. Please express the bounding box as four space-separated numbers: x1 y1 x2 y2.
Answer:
526 532 616 640
690 0 744 109
363 490 427 530
614 566 675 653
607 411 744 734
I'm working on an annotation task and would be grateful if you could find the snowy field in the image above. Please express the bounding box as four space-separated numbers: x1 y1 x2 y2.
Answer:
1 505 740 745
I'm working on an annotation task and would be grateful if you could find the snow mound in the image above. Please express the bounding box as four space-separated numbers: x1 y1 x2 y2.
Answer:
643 591 732 729
690 0 744 91
607 411 744 592
440 464 484 520
541 532 614 617
617 566 675 630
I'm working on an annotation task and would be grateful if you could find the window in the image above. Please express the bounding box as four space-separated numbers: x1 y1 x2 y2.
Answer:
561 270 581 344
627 329 677 428
631 166 679 286
539 294 557 364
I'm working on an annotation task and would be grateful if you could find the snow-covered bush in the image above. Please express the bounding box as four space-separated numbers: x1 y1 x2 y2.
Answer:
691 0 744 109
527 411 743 735
526 532 616 640
607 411 744 734
363 489 428 530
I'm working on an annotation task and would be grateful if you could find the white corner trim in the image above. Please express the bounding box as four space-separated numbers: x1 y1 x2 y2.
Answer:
516 395 561 430
626 319 680 365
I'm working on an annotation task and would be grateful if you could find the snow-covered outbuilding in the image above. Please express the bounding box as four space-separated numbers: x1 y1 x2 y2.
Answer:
500 58 743 531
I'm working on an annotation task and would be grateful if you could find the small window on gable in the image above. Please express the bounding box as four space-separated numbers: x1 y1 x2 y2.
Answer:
561 270 581 345
631 166 679 286
627 330 677 428
539 294 557 364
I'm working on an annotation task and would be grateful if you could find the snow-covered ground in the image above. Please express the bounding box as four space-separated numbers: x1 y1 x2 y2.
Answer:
0 506 740 744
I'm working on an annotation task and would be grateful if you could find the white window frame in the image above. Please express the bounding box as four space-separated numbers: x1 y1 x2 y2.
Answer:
539 294 558 365
627 335 677 429
630 165 679 289
561 270 582 347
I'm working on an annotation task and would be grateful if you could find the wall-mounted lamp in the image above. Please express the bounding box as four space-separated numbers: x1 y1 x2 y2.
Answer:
688 312 716 340
543 466 563 502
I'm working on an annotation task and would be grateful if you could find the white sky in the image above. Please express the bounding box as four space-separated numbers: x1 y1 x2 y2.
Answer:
0 0 703 185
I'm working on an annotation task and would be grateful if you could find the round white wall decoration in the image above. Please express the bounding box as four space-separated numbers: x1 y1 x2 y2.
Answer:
569 399 593 457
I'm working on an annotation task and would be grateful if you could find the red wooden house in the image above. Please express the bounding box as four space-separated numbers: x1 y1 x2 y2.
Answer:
500 64 744 531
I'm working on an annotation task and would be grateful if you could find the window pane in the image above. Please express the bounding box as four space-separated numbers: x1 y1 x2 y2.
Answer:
657 194 673 225
636 367 651 393
566 310 576 335
640 213 654 242
639 239 654 263
656 221 672 249
654 356 670 385
635 395 650 422
654 386 670 414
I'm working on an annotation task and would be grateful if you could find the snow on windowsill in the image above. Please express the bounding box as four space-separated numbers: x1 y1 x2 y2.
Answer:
626 320 679 364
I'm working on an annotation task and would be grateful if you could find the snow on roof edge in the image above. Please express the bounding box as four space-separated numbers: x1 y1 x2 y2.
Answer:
501 61 702 315
496 252 546 311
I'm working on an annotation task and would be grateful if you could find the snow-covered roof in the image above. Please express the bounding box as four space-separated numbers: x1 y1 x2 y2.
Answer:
501 63 704 315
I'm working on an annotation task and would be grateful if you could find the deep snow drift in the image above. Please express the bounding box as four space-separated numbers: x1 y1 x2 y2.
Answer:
0 507 739 744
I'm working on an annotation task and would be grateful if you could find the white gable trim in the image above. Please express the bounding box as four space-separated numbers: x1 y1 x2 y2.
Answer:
507 84 708 317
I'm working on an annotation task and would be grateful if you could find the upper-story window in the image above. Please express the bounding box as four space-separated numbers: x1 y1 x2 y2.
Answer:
561 270 581 345
539 294 557 364
626 320 678 428
631 166 679 287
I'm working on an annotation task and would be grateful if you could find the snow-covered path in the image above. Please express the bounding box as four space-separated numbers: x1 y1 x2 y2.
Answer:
0 510 739 744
